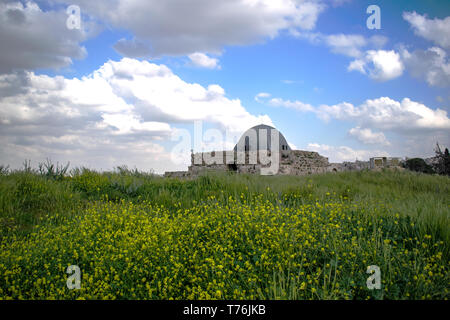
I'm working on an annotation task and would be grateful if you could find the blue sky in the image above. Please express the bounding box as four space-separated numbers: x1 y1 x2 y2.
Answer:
0 0 449 173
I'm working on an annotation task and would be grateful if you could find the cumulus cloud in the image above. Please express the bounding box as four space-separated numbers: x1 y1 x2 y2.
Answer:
348 50 404 81
268 97 315 112
288 141 299 150
294 32 388 58
254 92 272 102
403 11 450 49
307 143 390 162
324 34 368 58
0 58 272 172
258 94 449 157
348 127 390 146
400 13 450 87
401 46 450 87
52 0 325 57
328 34 388 58
0 1 96 74
259 94 450 132
347 59 366 74
187 53 220 69
317 97 450 131
293 31 398 81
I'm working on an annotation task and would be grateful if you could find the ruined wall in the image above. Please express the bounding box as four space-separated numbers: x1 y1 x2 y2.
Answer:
183 149 330 176
163 150 403 178
278 150 329 175
164 171 192 178
328 161 369 172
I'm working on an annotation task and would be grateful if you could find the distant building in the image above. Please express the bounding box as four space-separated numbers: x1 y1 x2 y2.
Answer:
369 157 402 169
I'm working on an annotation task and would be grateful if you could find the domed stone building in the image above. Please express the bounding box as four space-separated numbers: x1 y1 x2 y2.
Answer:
164 124 402 177
233 124 291 153
179 124 331 176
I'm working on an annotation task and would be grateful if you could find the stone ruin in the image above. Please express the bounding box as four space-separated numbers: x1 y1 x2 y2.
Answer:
164 124 402 178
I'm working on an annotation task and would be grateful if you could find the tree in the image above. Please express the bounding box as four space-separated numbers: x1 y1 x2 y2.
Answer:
433 143 450 176
444 148 450 176
403 158 434 174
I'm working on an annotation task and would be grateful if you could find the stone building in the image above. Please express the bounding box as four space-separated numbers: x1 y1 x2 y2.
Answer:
165 125 330 177
369 157 402 169
164 124 402 177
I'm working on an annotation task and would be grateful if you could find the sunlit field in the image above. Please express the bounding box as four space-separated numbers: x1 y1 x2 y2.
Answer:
0 168 448 299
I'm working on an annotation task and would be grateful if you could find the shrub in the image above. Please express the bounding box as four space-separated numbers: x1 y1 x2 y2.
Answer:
433 143 450 176
38 159 70 181
403 158 434 174
0 165 9 175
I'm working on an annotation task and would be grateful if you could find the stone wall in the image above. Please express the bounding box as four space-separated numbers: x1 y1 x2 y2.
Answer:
164 171 192 178
163 150 402 177
184 149 330 176
328 161 369 172
278 150 329 175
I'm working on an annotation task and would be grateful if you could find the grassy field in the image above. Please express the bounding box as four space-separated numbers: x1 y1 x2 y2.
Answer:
0 167 448 299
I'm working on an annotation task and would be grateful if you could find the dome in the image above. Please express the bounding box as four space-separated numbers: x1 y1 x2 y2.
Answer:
233 124 291 152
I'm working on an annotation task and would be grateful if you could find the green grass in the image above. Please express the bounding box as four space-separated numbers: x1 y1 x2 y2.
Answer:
0 168 448 299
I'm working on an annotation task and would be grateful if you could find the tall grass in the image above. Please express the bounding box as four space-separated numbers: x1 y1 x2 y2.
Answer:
0 165 448 299
1 167 449 242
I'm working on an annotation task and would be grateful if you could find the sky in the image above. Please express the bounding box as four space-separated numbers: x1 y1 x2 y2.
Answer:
0 0 449 173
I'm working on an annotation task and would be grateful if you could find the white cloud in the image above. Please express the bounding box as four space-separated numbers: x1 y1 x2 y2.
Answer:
295 32 388 58
401 12 450 87
307 143 389 162
53 0 325 57
188 53 220 69
324 34 367 58
288 141 299 150
0 1 95 73
317 97 450 131
401 46 450 87
326 34 388 58
403 11 450 49
293 30 394 81
98 58 272 133
347 59 366 74
255 92 272 102
268 97 314 112
348 127 390 146
348 50 404 81
260 94 450 132
0 58 272 172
